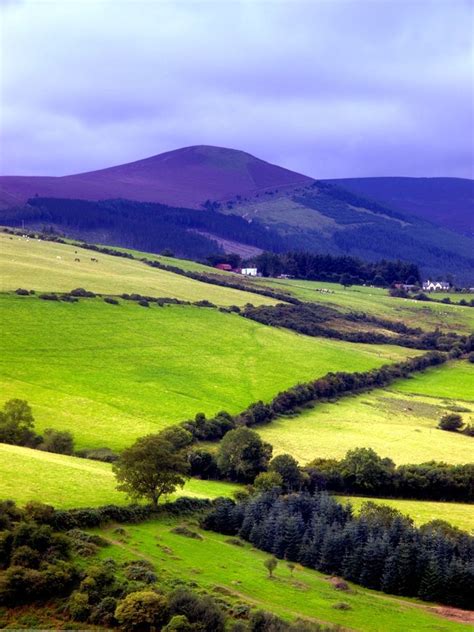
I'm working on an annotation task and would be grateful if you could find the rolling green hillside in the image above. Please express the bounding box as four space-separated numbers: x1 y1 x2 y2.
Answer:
0 293 416 450
258 361 473 465
0 232 276 306
392 360 474 401
91 516 472 632
0 443 240 509
337 496 474 533
252 277 474 333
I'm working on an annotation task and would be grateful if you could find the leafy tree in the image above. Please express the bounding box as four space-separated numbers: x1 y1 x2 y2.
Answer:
113 435 189 506
114 590 169 631
158 426 193 451
339 448 395 493
216 428 272 482
269 454 303 491
263 557 277 578
0 399 39 447
438 413 463 432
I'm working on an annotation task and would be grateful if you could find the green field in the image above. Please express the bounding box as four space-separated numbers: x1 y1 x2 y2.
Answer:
0 293 416 450
258 368 473 465
91 516 471 632
336 496 474 533
0 442 240 509
393 360 474 401
252 277 474 333
0 232 275 306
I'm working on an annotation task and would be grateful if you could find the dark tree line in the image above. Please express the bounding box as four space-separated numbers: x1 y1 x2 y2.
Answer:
305 448 474 503
251 251 421 286
2 196 289 260
203 491 474 609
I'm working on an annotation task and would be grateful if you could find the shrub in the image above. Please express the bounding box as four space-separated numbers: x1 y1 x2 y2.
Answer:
70 288 96 297
104 297 119 305
438 413 463 432
38 293 59 301
15 288 29 295
68 590 91 621
168 588 225 632
123 559 157 584
39 428 74 455
162 614 193 631
115 590 169 631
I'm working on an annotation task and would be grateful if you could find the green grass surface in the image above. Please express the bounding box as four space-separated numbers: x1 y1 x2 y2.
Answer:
0 443 240 509
258 368 473 465
393 360 474 401
0 232 275 306
0 293 416 450
251 278 474 333
92 516 471 632
336 496 474 534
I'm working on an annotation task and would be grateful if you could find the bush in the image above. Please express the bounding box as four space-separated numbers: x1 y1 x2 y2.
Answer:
15 288 29 295
168 588 225 632
39 428 74 455
123 559 157 584
38 293 59 301
70 288 96 298
438 413 463 432
104 297 119 305
115 590 169 631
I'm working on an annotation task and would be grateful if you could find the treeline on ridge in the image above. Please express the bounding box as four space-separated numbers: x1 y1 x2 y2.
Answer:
251 251 421 285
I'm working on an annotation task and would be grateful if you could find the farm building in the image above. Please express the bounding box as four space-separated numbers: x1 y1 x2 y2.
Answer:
241 267 258 276
422 280 450 292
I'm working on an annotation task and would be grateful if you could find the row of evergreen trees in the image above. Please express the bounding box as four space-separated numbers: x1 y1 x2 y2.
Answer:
203 492 474 609
251 251 420 285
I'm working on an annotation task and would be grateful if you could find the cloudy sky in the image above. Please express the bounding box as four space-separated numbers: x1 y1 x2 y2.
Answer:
0 0 472 178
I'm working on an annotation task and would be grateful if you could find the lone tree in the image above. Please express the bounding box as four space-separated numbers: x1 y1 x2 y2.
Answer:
438 413 463 432
264 557 278 579
113 434 189 506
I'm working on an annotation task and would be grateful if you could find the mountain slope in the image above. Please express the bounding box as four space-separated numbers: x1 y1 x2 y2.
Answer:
325 177 474 235
1 146 473 283
0 145 312 209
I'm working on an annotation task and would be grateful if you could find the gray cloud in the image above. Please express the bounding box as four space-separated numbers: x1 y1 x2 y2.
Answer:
0 0 472 178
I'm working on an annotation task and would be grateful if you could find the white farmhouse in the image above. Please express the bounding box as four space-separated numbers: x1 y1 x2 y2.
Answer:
422 280 450 292
241 267 258 276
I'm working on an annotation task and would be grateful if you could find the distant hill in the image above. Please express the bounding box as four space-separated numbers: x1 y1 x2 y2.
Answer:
0 146 473 283
0 145 312 209
325 177 473 236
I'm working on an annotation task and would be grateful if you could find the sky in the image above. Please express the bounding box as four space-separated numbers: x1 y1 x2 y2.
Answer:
0 0 473 179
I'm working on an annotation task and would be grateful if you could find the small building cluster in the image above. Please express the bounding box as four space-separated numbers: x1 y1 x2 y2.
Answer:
422 280 450 292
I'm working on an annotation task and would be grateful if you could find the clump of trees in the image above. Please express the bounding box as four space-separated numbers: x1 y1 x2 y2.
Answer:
0 399 74 455
305 447 474 502
203 491 474 609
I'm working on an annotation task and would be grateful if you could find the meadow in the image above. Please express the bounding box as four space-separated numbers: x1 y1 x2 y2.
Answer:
252 277 474 333
91 516 472 632
392 360 474 401
258 367 473 465
336 496 474 533
0 232 275 306
0 443 240 509
0 293 416 450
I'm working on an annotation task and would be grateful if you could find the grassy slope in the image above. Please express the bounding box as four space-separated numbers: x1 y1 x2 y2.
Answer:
93 517 471 632
252 278 474 333
0 443 239 509
393 360 474 401
258 362 473 465
336 496 474 534
0 294 416 450
0 232 275 306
